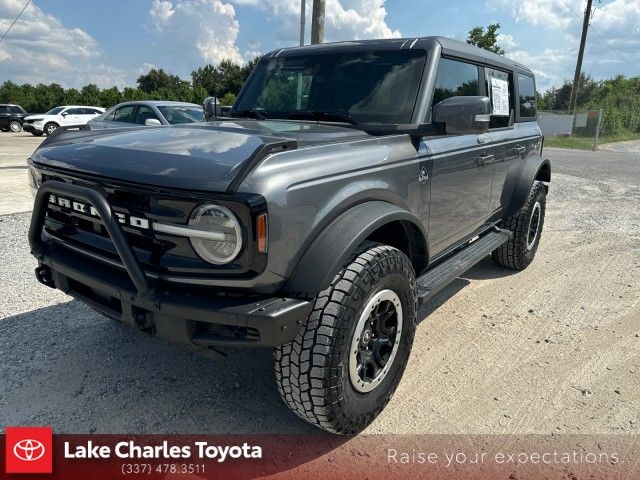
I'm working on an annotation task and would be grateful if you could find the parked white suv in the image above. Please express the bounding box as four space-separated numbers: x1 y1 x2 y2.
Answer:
23 106 105 136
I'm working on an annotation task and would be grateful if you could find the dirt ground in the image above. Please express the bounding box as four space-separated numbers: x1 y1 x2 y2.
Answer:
0 133 638 435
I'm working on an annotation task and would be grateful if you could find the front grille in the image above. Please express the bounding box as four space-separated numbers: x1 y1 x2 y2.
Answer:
38 169 266 279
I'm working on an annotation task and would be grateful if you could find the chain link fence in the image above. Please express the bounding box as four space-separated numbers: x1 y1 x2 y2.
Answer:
539 109 604 150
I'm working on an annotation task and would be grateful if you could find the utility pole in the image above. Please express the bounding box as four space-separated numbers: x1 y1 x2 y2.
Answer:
310 0 325 44
299 0 305 46
568 0 592 113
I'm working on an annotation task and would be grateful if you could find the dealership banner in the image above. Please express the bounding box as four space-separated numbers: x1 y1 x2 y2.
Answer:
2 431 639 479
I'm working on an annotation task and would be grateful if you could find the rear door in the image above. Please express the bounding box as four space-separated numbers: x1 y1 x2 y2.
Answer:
424 58 494 257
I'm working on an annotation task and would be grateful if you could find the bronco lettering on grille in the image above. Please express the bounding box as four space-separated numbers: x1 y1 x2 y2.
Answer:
48 194 150 230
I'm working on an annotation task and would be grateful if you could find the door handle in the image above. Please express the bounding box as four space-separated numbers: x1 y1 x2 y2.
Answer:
475 154 494 167
513 145 526 155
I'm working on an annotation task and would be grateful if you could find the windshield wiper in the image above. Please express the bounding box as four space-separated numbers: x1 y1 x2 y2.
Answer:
287 111 359 125
231 109 267 120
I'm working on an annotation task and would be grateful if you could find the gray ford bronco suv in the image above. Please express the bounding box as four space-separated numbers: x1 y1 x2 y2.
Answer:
28 37 550 434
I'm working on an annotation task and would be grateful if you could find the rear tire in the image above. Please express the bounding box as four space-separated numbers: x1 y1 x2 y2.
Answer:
492 181 546 270
274 242 417 434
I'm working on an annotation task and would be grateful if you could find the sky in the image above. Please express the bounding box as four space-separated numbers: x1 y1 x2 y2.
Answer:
0 0 638 91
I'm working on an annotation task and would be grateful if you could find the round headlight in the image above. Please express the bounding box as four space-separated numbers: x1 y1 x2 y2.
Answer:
188 204 242 265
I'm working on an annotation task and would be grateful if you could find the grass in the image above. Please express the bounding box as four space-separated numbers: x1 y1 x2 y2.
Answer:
545 131 640 150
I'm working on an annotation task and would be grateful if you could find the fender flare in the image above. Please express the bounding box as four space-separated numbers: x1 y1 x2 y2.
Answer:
284 201 427 295
506 155 551 217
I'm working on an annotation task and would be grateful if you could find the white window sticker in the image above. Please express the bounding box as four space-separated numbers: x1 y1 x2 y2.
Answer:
490 77 510 116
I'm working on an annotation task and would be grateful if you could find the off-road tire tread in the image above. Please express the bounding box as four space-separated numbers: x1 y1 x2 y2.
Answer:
274 242 416 434
492 181 546 270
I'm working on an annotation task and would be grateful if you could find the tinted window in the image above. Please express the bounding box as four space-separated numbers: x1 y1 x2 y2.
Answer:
65 108 81 115
157 106 204 124
235 50 426 124
113 105 136 123
11 106 24 114
0 106 8 113
485 68 513 128
518 73 536 118
45 107 65 115
432 58 479 106
135 105 159 124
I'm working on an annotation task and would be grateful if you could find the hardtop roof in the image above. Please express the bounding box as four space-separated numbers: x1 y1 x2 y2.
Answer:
267 36 533 75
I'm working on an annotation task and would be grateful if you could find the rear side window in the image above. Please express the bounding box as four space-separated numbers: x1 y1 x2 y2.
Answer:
517 73 537 118
432 58 480 106
485 68 513 129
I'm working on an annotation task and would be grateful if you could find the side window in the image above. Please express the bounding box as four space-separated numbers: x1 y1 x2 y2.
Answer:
431 58 480 107
517 73 536 119
11 106 23 114
134 105 159 125
64 108 80 115
485 68 513 129
0 106 7 114
112 105 136 123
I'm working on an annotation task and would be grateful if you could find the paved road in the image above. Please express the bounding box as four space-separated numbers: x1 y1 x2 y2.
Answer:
0 133 43 215
1 138 638 435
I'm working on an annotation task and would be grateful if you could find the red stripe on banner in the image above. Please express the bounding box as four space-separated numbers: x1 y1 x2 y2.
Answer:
1 434 638 479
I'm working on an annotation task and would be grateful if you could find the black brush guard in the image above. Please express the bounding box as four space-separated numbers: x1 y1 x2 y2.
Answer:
29 181 311 347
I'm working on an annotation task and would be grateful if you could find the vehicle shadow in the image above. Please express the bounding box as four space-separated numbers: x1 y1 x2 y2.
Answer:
0 300 319 435
460 255 519 280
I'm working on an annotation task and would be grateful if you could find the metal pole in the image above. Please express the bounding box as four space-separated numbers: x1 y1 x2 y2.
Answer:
311 0 325 44
593 108 603 151
296 0 306 109
299 0 305 46
568 0 592 113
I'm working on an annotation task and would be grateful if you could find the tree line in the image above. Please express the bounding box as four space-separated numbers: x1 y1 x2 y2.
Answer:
0 57 261 114
537 73 640 137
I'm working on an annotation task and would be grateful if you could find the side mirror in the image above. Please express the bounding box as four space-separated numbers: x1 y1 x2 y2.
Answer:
144 118 162 126
61 112 68 117
432 96 491 135
202 96 220 121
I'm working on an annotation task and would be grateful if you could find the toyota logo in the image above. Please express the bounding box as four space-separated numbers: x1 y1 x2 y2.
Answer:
13 439 46 462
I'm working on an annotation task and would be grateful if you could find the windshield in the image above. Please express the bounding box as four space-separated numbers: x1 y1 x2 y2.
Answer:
234 50 426 124
157 105 204 124
45 107 65 115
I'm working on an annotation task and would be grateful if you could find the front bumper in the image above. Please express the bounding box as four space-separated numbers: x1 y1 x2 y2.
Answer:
29 181 312 347
22 123 42 133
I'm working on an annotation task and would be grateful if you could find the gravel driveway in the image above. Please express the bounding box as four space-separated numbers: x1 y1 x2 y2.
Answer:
1 146 638 434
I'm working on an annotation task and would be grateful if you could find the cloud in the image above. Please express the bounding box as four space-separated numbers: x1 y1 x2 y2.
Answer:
229 0 400 46
149 0 244 65
487 0 640 89
0 0 127 87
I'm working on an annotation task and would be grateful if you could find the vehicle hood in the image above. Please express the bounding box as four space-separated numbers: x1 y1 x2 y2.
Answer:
31 121 368 192
25 114 51 121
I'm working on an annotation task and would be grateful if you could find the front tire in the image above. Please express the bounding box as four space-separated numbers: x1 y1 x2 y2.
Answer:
44 122 58 136
274 242 417 434
9 120 22 132
492 181 547 270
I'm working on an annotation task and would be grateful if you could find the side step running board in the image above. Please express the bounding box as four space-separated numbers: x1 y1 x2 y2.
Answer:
416 228 512 303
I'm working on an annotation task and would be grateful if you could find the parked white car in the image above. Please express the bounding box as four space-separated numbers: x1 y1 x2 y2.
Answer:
22 105 105 136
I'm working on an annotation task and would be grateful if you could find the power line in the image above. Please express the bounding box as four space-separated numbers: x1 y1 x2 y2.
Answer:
0 0 32 44
560 0 616 56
